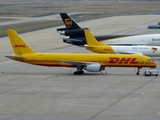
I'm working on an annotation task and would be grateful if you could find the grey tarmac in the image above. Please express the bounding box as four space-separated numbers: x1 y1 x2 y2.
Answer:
0 14 160 120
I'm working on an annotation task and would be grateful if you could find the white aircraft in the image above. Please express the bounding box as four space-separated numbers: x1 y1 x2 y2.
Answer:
148 22 160 29
84 29 160 57
102 34 160 46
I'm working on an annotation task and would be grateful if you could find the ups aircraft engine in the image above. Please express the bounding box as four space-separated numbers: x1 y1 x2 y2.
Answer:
57 28 88 38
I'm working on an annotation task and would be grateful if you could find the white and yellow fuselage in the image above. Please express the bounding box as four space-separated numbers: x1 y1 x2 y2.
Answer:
86 45 160 57
84 29 160 57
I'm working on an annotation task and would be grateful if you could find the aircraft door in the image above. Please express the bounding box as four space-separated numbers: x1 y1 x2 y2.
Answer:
140 56 143 64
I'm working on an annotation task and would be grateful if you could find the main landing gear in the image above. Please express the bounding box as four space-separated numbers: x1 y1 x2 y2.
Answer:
136 67 141 75
74 70 84 75
74 66 84 75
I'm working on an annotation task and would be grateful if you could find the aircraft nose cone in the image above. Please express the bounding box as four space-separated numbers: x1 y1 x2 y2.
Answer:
153 62 157 67
155 62 157 66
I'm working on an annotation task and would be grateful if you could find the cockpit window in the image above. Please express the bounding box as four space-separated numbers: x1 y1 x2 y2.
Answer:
147 58 154 62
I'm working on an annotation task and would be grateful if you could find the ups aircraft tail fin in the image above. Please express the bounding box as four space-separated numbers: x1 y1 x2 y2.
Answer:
84 29 104 46
60 13 81 29
6 29 35 55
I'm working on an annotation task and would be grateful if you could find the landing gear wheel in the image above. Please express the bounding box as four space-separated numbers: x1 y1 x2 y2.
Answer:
74 71 78 75
136 67 141 75
74 71 84 75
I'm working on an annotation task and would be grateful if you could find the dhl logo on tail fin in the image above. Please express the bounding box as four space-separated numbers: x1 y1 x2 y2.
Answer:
6 29 35 55
14 45 28 48
84 29 116 54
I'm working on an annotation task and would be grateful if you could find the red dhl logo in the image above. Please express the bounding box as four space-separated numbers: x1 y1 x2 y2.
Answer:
108 57 138 64
14 45 27 48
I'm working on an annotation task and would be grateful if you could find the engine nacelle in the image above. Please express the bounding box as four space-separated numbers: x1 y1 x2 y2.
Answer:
84 63 104 72
63 38 85 46
57 28 89 36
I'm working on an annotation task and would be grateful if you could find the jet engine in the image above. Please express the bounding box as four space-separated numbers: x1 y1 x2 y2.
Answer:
84 63 104 72
57 28 89 37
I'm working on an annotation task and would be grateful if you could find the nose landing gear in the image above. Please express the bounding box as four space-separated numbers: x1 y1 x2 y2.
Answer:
136 67 141 75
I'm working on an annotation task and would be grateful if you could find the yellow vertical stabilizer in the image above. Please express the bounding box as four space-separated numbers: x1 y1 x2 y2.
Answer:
84 29 104 46
6 29 35 55
84 29 116 54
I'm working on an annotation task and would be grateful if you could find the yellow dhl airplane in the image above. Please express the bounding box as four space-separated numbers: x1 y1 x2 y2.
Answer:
5 29 156 75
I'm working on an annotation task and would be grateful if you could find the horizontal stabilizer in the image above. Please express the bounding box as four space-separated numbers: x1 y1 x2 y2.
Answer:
5 56 25 60
57 28 70 32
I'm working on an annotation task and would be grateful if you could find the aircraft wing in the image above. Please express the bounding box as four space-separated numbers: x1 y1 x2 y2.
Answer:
61 60 95 66
117 52 143 55
106 43 146 46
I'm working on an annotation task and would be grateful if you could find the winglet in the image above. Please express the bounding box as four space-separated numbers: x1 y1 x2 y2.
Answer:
84 29 104 46
6 29 35 55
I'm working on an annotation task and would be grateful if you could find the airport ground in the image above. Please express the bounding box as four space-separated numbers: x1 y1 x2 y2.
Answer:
0 14 160 120
1 1 160 120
